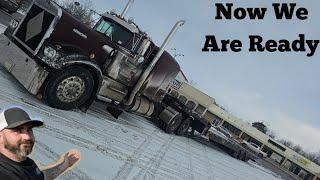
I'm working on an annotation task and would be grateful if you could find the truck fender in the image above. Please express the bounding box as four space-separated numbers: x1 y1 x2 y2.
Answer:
49 54 103 111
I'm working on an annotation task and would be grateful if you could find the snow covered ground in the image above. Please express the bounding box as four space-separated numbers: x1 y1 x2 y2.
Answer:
0 24 283 180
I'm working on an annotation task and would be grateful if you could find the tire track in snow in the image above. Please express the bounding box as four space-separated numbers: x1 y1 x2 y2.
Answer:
132 135 180 180
38 125 133 163
112 129 157 180
186 138 195 180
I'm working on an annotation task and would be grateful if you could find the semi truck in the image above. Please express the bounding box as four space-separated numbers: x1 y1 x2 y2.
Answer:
0 0 189 134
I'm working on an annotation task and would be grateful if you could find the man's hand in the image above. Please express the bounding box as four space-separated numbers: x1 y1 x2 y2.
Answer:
61 150 81 170
41 149 81 180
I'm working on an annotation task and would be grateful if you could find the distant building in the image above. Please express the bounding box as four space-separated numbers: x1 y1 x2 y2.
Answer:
176 70 188 82
210 105 320 180
171 80 320 180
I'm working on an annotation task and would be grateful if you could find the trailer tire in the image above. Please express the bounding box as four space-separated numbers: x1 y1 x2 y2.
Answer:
161 113 182 134
43 66 94 110
241 152 247 161
175 117 192 136
244 153 250 162
188 128 195 136
232 150 239 158
237 150 243 160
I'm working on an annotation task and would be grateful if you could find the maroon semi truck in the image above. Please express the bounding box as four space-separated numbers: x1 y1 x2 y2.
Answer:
0 0 194 134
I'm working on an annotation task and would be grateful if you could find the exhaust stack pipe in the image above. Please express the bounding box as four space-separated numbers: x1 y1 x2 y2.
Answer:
121 0 134 18
124 20 185 106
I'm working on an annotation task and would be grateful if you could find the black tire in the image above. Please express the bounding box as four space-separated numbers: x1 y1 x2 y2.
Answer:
232 150 239 158
241 152 247 161
258 153 263 158
244 154 250 162
237 150 243 160
162 113 182 134
43 66 94 110
188 128 195 136
175 117 192 136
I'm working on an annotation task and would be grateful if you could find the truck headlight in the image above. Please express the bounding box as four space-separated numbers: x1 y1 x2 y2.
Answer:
44 46 57 59
9 19 19 28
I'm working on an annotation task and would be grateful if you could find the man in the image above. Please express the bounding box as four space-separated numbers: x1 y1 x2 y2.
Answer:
0 107 81 180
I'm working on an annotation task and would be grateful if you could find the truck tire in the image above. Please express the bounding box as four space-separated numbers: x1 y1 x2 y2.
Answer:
232 150 239 158
43 66 94 110
175 117 192 136
188 127 195 136
237 150 243 160
258 153 263 158
244 153 250 162
161 113 182 134
241 152 247 161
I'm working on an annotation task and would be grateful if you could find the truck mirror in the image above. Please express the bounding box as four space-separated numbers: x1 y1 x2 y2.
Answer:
137 57 144 64
102 45 114 54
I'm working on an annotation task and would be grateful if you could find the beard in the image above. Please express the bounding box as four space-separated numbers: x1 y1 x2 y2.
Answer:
3 136 34 160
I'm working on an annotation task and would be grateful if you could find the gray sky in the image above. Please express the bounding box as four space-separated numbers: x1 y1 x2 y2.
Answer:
91 0 319 152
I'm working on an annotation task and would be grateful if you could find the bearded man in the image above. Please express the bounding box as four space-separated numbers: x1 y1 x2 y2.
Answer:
0 107 81 180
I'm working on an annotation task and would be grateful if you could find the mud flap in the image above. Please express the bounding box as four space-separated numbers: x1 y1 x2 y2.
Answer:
106 106 123 119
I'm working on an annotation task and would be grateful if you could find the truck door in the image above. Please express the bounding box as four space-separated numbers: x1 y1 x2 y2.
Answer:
95 18 149 87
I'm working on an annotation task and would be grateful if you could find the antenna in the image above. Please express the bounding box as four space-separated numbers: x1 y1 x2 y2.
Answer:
171 48 185 58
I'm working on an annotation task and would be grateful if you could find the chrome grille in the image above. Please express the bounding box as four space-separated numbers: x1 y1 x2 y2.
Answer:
14 3 55 54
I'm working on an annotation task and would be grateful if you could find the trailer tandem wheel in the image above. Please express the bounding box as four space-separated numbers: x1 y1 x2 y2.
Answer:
175 117 192 136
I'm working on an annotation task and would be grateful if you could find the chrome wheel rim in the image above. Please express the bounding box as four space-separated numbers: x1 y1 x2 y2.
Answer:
56 76 85 103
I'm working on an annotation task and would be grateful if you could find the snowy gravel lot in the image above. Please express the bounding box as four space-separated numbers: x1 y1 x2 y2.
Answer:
0 24 283 180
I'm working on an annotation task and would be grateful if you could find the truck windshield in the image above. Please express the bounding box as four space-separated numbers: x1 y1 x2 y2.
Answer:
95 18 132 46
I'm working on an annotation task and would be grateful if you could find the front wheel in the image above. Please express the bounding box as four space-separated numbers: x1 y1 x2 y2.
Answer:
43 66 94 110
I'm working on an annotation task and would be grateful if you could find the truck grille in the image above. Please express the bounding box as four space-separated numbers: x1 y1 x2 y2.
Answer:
14 3 55 54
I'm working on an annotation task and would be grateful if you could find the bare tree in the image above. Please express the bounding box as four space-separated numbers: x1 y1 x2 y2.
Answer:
279 139 294 147
266 130 275 139
252 122 267 134
59 0 95 27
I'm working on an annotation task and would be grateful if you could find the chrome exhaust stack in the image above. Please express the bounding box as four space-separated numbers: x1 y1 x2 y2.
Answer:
120 0 134 18
124 20 185 106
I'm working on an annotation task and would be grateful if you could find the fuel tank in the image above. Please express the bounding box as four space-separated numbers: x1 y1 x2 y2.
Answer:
141 49 180 103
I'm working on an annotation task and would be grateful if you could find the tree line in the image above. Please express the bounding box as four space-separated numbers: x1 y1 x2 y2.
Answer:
252 122 320 166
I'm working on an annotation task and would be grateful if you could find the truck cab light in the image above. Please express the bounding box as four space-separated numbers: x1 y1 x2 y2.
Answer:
9 19 19 28
44 46 57 59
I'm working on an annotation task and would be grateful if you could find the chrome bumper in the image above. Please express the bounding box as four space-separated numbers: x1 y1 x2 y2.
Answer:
0 33 48 94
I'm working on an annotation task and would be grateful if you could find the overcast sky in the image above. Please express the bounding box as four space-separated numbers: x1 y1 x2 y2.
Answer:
90 0 320 153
